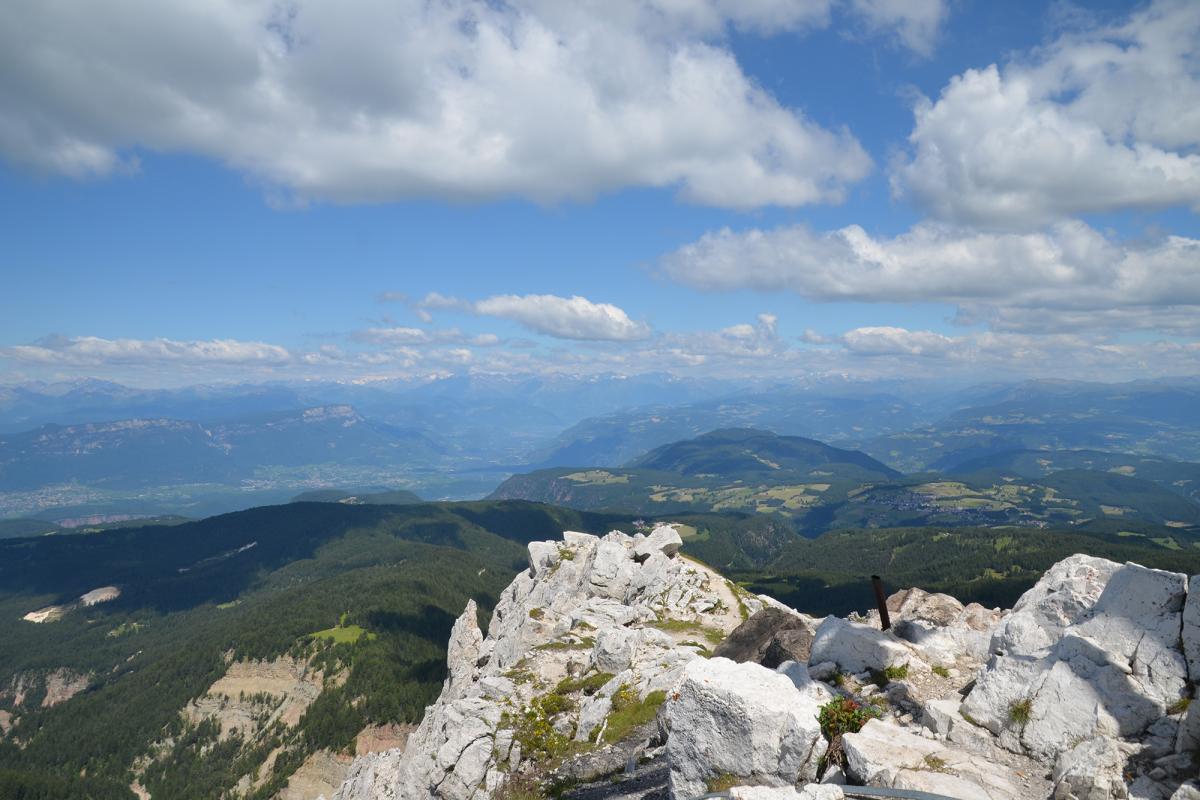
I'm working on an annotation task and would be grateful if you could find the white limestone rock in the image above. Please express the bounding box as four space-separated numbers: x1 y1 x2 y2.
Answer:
963 559 1189 763
775 661 834 707
1183 575 1200 683
666 657 827 800
589 539 637 600
808 616 916 674
990 554 1121 657
592 627 639 673
1051 737 1130 800
842 719 1026 800
562 530 599 547
882 587 1003 666
1171 782 1200 800
444 600 483 696
634 525 683 561
526 541 561 578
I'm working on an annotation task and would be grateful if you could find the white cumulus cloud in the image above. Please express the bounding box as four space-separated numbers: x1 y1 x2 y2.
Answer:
659 219 1200 332
893 0 1200 227
472 294 651 341
0 0 881 209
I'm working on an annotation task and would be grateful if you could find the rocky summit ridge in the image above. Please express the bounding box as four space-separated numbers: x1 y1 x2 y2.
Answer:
332 526 1200 800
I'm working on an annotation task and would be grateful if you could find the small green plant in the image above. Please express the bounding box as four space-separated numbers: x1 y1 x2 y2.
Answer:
597 686 667 744
830 671 848 688
931 665 950 678
504 668 535 685
558 545 576 561
1167 697 1192 715
512 694 575 764
705 773 743 793
1008 698 1033 725
528 607 544 620
884 663 909 681
554 672 614 697
818 697 881 769
922 754 949 773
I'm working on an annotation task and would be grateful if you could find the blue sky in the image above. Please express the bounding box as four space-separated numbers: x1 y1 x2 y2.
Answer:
1 0 1197 386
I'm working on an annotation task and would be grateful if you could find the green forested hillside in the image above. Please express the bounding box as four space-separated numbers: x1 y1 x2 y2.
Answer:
0 500 628 800
734 525 1200 617
629 429 900 481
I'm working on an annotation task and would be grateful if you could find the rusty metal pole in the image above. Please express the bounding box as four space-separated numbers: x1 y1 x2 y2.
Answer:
871 575 891 631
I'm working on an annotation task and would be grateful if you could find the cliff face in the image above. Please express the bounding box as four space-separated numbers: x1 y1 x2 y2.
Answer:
333 529 1200 800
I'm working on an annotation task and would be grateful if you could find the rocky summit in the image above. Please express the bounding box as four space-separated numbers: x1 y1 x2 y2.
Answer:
332 528 1200 800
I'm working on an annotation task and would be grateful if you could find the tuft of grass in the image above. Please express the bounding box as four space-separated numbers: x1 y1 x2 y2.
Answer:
555 672 614 697
534 636 594 652
598 686 667 744
528 607 544 620
1167 697 1192 715
884 663 909 681
931 665 950 678
1008 698 1033 725
504 668 535 685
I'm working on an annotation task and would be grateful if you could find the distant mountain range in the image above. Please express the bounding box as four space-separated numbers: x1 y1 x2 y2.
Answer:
492 427 1200 533
0 405 440 492
3 376 1200 524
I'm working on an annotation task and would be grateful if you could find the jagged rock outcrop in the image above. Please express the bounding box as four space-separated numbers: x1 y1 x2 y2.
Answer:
334 538 1198 800
334 525 761 800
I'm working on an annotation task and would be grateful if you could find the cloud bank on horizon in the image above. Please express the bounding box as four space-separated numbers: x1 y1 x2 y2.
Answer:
0 0 1197 386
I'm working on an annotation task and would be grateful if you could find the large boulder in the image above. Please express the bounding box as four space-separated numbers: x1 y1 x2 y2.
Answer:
713 607 815 668
808 616 914 674
842 719 1026 800
962 559 1189 763
666 657 826 800
989 554 1121 658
